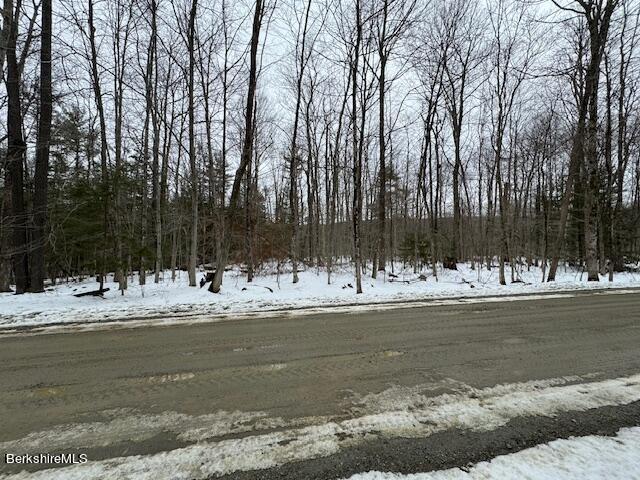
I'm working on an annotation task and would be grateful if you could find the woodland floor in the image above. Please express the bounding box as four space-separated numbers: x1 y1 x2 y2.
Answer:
1 262 639 330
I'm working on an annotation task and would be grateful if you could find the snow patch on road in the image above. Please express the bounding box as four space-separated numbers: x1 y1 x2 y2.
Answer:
4 373 640 479
347 374 599 416
345 427 640 479
0 410 282 453
145 372 195 384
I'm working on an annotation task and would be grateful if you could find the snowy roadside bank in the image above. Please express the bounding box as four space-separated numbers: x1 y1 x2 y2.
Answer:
3 372 640 479
0 263 639 331
344 426 640 480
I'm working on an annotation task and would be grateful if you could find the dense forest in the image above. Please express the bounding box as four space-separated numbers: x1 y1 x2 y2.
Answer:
1 0 639 295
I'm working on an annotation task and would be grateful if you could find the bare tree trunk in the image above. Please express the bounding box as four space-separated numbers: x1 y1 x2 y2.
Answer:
0 166 11 291
0 0 12 291
139 0 158 285
548 0 617 282
211 0 264 293
4 0 28 294
583 24 602 282
140 61 151 287
151 0 161 284
0 0 10 75
245 140 255 282
28 0 52 292
288 0 312 284
112 0 134 294
352 0 363 294
327 68 351 285
87 0 110 291
375 50 387 277
187 0 198 287
496 152 508 286
171 99 185 283
547 116 584 281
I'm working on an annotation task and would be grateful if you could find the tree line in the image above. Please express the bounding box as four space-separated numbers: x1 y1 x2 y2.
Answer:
1 0 640 295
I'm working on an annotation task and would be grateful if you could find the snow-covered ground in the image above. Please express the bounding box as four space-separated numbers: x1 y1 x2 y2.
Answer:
345 427 640 479
1 263 639 329
3 372 640 479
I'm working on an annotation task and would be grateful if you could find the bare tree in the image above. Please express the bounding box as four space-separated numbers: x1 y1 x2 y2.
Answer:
4 0 29 293
87 0 111 292
487 0 537 285
547 0 619 282
441 0 484 266
1 0 638 295
28 0 52 292
210 0 266 293
288 0 313 284
372 0 416 277
187 0 198 286
351 0 364 293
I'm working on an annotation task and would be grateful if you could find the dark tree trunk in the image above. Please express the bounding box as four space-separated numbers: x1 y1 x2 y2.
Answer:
548 0 617 282
352 0 363 294
288 0 312 284
187 0 198 287
88 0 110 292
29 0 52 292
4 0 28 294
375 52 387 277
0 0 14 292
211 0 263 293
0 169 12 292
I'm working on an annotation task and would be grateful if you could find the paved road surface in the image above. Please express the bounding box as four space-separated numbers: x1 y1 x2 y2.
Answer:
1 289 640 477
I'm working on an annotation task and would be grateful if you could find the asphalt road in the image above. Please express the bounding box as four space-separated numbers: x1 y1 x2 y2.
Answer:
1 289 640 477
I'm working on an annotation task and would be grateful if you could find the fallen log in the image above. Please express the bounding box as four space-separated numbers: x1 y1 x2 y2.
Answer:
74 288 110 297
